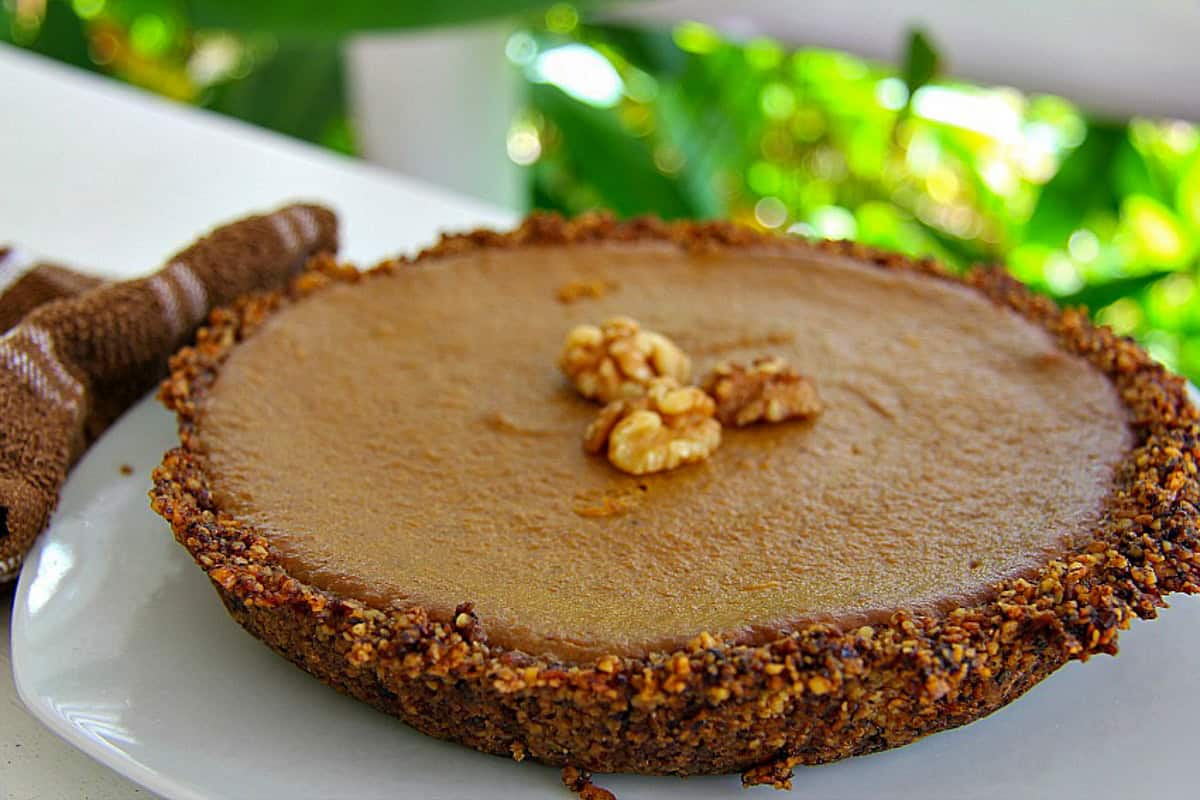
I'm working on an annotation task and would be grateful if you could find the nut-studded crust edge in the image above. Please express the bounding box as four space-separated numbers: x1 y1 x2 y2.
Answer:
150 212 1200 785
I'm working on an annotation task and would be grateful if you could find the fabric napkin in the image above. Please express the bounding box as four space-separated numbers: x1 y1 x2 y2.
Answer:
0 247 104 333
0 204 338 582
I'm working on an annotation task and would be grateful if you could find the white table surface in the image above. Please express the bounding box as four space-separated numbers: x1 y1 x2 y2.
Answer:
0 43 513 799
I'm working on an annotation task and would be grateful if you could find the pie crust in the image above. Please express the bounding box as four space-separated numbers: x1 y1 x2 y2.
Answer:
150 214 1200 786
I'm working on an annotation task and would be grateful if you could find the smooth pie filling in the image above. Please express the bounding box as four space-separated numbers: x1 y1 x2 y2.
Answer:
197 243 1132 661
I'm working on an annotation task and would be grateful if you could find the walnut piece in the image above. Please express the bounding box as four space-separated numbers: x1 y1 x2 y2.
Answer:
584 378 720 475
560 316 691 403
702 356 823 427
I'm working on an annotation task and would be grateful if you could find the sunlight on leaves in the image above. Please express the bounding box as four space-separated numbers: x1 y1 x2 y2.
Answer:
10 1 1200 379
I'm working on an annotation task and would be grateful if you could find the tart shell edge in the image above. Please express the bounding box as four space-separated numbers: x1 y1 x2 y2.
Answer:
149 212 1200 779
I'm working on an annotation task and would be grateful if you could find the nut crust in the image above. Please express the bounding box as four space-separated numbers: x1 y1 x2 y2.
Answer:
151 216 1200 782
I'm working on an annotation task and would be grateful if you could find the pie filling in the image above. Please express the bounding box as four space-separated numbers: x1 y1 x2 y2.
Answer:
197 243 1132 661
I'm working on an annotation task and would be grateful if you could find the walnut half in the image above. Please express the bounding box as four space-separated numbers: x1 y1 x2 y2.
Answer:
584 378 721 475
702 356 823 427
560 316 691 403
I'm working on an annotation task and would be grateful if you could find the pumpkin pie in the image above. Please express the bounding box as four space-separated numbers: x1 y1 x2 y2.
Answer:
150 214 1200 786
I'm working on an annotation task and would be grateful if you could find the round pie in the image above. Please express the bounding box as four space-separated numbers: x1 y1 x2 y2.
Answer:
151 214 1200 787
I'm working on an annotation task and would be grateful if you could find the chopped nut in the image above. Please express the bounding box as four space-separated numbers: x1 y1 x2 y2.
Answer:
807 675 832 695
561 766 616 800
560 316 691 403
572 483 646 518
742 757 798 790
702 356 822 427
572 494 634 518
584 378 720 475
451 602 485 643
556 278 614 303
595 654 620 674
707 685 731 704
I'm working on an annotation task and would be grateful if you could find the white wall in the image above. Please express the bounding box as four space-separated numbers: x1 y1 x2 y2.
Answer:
616 0 1200 121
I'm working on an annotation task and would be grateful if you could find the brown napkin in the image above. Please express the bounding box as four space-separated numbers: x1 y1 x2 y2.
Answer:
0 204 339 581
0 247 104 333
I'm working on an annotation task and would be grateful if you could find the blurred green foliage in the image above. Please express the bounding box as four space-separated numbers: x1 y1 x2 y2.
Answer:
519 18 1200 378
6 0 1200 379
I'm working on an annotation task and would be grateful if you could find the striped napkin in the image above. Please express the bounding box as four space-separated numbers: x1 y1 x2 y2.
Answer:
0 204 338 581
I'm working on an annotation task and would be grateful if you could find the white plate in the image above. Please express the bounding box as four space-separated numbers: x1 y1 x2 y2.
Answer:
11 394 1199 799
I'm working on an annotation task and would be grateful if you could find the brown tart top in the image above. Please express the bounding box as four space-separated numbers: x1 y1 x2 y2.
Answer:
191 222 1130 661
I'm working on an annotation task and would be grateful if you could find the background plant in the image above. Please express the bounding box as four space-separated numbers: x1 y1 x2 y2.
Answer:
6 0 1200 379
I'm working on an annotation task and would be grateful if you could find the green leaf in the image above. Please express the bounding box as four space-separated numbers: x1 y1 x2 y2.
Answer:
531 82 696 218
186 0 618 36
1175 154 1200 234
655 87 726 218
585 22 689 76
902 214 977 269
1055 270 1173 313
1119 194 1195 271
25 0 97 72
203 38 350 149
1114 137 1167 204
648 45 760 220
1023 122 1125 247
901 29 939 97
854 201 949 261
